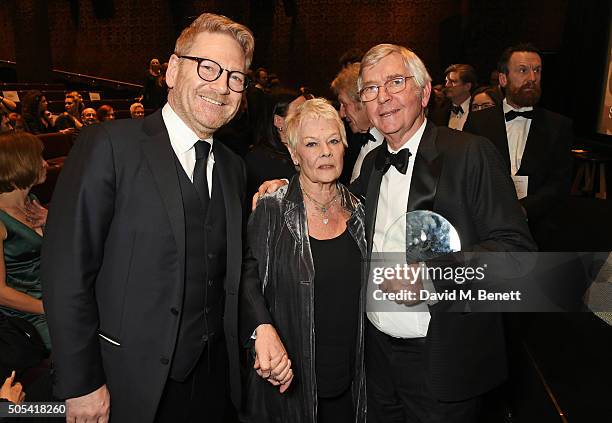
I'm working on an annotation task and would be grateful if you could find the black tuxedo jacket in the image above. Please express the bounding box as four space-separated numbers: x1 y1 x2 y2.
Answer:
428 101 452 127
351 121 536 401
464 105 573 221
42 111 246 421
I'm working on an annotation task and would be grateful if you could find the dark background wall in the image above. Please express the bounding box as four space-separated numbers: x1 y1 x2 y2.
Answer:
0 0 610 139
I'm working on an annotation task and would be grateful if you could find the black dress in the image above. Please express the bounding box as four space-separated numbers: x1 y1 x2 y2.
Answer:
310 229 361 423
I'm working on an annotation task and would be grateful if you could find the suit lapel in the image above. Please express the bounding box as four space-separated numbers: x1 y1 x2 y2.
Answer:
517 107 546 176
140 111 185 269
365 148 385 259
492 106 511 172
408 122 442 212
212 142 242 293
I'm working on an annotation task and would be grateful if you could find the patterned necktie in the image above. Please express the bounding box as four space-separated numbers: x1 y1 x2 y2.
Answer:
193 140 211 212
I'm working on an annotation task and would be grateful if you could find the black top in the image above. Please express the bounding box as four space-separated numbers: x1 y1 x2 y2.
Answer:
310 228 361 397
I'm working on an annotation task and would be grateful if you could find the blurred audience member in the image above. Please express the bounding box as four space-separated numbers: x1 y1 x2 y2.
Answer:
0 94 17 133
331 62 383 183
130 102 145 119
244 91 305 197
254 67 269 91
81 108 98 126
97 105 115 122
470 86 500 112
142 58 166 110
54 92 84 131
437 63 478 130
0 132 50 350
21 91 55 135
7 113 25 132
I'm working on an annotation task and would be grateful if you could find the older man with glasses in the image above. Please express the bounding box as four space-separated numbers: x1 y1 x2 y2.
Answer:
42 13 254 423
350 43 535 423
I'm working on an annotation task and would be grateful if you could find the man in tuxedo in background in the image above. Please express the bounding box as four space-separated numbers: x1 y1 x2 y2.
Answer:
464 43 573 224
42 13 253 422
429 63 477 130
351 44 535 423
331 62 384 183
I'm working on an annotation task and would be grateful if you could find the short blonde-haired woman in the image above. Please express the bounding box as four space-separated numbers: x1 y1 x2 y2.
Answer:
241 98 366 423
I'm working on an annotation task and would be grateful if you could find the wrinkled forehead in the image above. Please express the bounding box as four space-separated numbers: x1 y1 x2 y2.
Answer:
361 53 406 85
509 51 542 67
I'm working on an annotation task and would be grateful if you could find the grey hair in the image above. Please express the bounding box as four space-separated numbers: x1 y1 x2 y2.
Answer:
357 44 432 95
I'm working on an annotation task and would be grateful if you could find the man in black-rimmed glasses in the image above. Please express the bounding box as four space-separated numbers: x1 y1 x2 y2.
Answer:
43 13 254 423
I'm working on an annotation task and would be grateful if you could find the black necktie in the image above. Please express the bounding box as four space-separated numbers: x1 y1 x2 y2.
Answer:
450 104 464 115
505 110 534 121
375 148 412 175
193 140 211 212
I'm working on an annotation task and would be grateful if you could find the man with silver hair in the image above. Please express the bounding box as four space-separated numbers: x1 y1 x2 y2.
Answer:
331 62 384 182
43 13 254 422
350 44 535 422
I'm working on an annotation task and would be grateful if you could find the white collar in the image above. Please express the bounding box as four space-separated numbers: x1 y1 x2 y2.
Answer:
161 103 213 153
387 118 427 154
503 97 534 114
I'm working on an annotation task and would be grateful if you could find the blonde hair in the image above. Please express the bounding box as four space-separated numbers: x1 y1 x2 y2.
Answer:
285 98 347 152
358 44 432 94
331 62 361 103
174 13 255 68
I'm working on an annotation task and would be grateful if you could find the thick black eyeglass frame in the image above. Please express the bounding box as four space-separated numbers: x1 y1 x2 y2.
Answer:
178 55 250 93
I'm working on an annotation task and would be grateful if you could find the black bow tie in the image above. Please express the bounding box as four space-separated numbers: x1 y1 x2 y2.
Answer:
505 109 534 121
375 147 412 175
355 130 377 147
450 104 464 115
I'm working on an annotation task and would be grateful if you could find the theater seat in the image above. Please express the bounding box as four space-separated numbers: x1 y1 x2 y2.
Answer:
37 132 74 160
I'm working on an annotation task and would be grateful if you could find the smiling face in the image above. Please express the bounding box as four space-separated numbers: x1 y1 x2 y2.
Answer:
166 31 246 139
361 52 430 149
290 117 345 187
65 97 75 114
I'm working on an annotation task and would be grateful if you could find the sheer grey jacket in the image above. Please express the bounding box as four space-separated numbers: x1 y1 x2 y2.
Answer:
240 175 367 423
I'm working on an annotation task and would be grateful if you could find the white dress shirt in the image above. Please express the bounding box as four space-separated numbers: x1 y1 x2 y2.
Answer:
162 103 214 195
367 119 431 339
448 96 471 131
503 98 533 176
350 127 384 183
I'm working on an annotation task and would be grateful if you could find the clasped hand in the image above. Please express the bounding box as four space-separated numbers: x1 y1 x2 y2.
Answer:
253 324 293 393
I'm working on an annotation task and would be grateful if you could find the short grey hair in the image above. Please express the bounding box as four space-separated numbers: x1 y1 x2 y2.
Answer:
358 44 432 95
285 98 347 152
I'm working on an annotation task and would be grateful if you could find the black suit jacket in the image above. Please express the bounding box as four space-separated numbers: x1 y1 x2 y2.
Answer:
464 105 573 221
351 121 536 401
428 101 452 127
41 111 246 421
